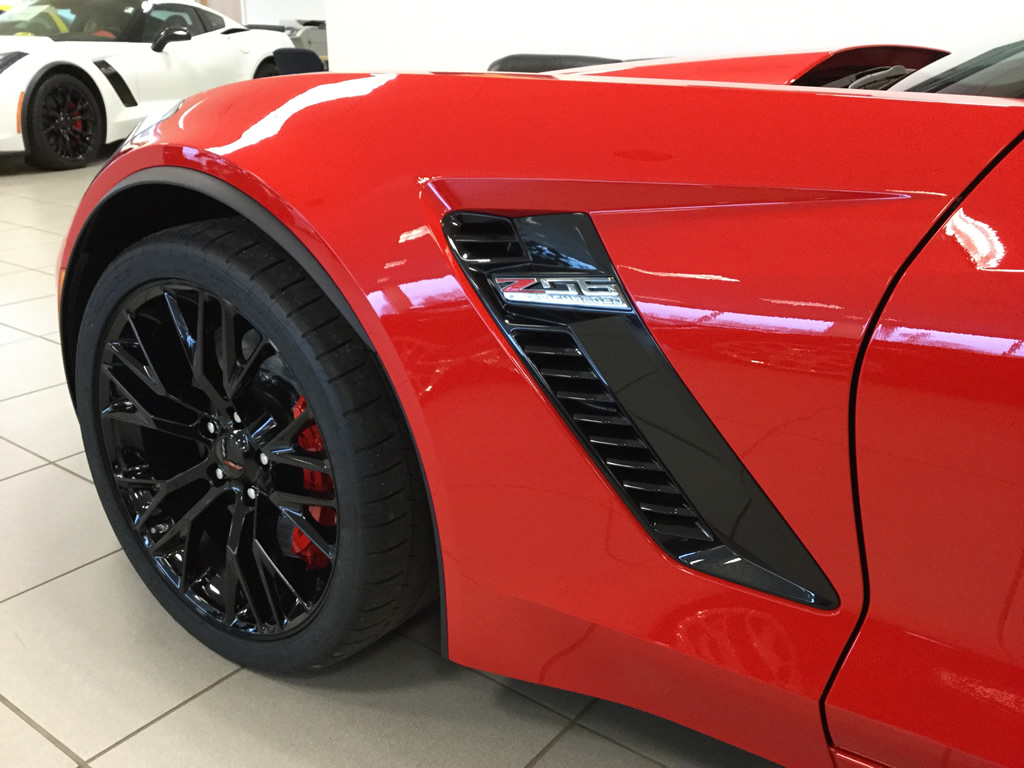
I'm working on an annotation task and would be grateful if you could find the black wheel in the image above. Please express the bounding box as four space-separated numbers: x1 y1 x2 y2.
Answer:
254 59 279 78
26 72 105 170
75 218 437 671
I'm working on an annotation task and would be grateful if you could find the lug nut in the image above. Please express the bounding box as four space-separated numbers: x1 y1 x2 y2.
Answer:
214 467 224 480
206 421 216 434
246 487 257 500
233 412 242 424
259 453 268 466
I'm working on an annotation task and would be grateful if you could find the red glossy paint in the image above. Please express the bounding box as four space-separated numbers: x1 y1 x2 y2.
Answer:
566 45 947 85
58 71 1024 767
831 749 891 768
567 51 835 84
826 144 1024 768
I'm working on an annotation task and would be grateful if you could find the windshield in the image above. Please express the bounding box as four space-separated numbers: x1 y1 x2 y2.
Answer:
0 0 141 40
892 38 1024 99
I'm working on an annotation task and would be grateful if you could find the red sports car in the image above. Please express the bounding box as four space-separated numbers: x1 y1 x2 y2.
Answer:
58 40 1024 768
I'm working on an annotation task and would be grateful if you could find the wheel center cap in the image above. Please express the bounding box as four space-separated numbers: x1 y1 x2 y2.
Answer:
214 430 250 479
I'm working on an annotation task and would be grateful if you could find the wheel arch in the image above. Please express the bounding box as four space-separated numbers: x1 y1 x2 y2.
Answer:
61 167 449 654
21 61 108 148
254 55 276 78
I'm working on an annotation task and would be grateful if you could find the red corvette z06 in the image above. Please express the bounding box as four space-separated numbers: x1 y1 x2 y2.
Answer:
58 40 1024 768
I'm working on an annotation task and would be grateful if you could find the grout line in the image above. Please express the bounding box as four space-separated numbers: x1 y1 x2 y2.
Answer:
0 381 67 404
0 262 57 280
85 667 244 763
0 319 61 345
0 258 58 277
401 622 670 767
399 618 601 725
0 293 58 309
468 666 597 722
523 699 596 768
522 720 575 768
0 294 58 310
0 433 66 467
0 691 90 767
0 220 71 237
574 721 673 768
0 550 120 607
51 460 93 483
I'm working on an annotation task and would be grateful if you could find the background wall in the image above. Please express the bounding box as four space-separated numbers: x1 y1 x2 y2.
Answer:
242 0 326 25
324 0 1024 72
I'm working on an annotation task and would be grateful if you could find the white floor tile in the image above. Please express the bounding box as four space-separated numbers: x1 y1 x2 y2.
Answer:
56 452 93 482
0 386 83 460
534 726 660 768
0 261 25 276
92 635 568 768
0 295 59 335
579 700 776 768
0 437 46 481
0 464 118 602
0 228 66 255
479 673 594 719
0 554 237 759
0 322 32 346
0 270 55 306
403 607 593 718
0 240 64 274
0 338 65 400
0 704 76 768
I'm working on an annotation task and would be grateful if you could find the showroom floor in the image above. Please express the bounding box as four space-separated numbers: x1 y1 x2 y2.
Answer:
0 155 773 768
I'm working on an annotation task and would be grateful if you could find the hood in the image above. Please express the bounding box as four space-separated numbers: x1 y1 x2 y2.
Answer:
558 45 949 87
0 34 132 59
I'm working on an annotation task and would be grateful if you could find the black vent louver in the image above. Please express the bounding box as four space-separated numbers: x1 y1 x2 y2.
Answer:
443 211 838 609
444 213 527 265
512 328 714 550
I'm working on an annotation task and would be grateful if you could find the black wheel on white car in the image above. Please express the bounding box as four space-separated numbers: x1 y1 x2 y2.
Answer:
26 72 105 170
75 218 437 671
254 59 279 78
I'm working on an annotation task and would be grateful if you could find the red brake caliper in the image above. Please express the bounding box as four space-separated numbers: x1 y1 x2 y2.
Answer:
69 101 82 149
288 397 335 570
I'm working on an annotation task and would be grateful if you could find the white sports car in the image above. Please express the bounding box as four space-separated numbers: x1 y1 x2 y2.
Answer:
0 0 292 169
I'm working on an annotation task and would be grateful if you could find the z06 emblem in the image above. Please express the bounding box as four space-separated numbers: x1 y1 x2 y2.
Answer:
493 275 630 311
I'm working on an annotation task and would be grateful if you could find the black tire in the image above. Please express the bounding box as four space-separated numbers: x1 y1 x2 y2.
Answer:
254 59 279 78
26 72 105 171
75 218 437 672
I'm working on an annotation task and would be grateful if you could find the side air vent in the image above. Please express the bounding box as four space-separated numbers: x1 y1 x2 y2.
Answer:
94 59 138 107
443 210 838 608
444 213 527 265
512 327 715 552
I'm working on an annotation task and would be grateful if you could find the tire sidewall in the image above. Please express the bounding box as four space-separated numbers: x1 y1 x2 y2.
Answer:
27 72 105 171
76 237 379 671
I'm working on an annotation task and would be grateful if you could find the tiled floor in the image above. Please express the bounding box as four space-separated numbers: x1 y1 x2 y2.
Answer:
0 154 774 767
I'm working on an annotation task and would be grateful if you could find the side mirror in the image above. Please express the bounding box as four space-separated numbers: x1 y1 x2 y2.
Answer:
152 26 191 52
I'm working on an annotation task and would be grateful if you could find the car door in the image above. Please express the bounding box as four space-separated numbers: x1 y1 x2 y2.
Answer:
825 140 1024 768
111 3 239 112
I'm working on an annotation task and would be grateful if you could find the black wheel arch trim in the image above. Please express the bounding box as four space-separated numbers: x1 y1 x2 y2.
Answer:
62 164 449 656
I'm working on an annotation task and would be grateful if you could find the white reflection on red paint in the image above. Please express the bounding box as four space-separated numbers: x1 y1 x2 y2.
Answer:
367 275 463 318
638 301 833 335
946 208 1006 270
876 322 1024 357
